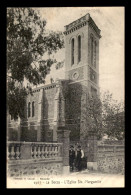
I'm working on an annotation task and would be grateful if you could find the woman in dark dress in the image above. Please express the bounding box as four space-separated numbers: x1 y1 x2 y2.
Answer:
75 145 84 171
69 145 75 172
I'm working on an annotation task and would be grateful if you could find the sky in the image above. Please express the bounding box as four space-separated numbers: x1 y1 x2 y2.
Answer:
36 7 124 102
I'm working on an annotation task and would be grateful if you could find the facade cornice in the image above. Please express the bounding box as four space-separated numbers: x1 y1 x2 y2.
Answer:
88 79 100 89
31 83 57 93
64 13 101 38
88 64 98 73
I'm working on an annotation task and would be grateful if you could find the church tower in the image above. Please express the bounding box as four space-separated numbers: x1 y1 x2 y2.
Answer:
64 13 101 141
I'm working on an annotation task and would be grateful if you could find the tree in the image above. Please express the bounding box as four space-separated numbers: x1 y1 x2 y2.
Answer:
81 90 125 140
7 8 64 119
81 91 103 140
102 91 125 140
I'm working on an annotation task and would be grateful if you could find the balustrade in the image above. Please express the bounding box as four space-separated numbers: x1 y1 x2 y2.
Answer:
7 141 62 160
97 144 124 155
31 143 60 159
7 142 21 160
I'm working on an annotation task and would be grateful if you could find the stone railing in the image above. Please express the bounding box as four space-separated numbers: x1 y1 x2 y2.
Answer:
97 144 124 174
7 130 70 177
7 141 63 160
97 144 124 155
65 15 87 31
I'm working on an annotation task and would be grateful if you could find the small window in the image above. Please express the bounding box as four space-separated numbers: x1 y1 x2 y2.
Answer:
71 38 75 65
78 35 81 63
32 101 35 117
28 102 31 117
91 87 97 97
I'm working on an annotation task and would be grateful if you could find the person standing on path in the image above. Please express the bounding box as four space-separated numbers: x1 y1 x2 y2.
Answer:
76 145 84 171
69 145 75 172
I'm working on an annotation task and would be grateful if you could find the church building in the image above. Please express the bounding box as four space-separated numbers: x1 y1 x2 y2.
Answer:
8 13 101 144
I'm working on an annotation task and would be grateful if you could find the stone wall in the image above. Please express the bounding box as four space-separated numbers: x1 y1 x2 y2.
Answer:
98 139 125 145
26 84 57 142
7 128 71 177
65 83 82 141
8 159 63 177
97 144 124 174
7 141 64 177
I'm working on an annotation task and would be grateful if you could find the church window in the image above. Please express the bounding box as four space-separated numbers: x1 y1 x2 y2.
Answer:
91 36 93 66
91 87 97 97
78 35 81 63
71 38 74 65
90 67 97 84
32 101 35 117
28 102 31 117
94 41 97 67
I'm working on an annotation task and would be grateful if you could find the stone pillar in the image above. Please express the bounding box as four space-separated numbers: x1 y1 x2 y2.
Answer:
53 80 65 142
57 129 70 175
37 122 42 142
20 121 28 141
37 89 43 142
7 109 10 141
87 131 98 170
17 125 21 141
20 143 32 159
53 125 58 142
20 97 28 141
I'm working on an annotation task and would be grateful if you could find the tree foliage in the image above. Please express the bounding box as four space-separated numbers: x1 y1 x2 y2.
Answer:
81 90 124 140
86 93 103 139
102 91 125 140
7 8 64 119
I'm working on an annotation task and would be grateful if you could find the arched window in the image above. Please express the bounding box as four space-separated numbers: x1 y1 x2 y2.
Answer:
94 41 97 67
78 35 81 63
71 38 74 65
28 102 31 118
32 101 35 117
91 36 93 65
91 86 97 97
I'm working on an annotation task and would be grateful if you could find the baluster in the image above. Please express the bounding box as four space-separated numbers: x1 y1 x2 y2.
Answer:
57 145 60 156
31 145 34 158
37 145 41 158
40 145 42 158
54 146 57 157
48 145 51 158
53 146 56 157
47 145 50 158
33 145 37 159
56 145 59 156
59 145 62 156
45 145 48 158
16 145 20 160
50 145 53 158
10 145 15 159
36 145 39 158
52 145 55 157
7 145 10 160
51 145 54 157
44 145 46 158
47 145 49 158
41 145 45 159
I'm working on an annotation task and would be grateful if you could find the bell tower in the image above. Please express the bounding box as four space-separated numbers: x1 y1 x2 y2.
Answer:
64 13 101 141
64 13 101 93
